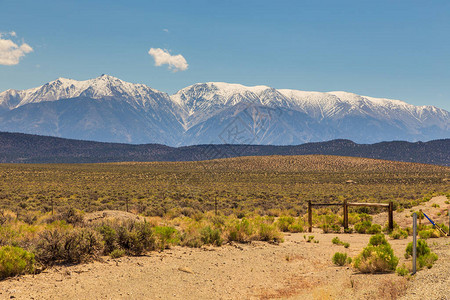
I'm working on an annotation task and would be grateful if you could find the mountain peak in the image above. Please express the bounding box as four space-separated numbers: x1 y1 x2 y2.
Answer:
50 77 78 85
96 74 120 81
0 75 169 110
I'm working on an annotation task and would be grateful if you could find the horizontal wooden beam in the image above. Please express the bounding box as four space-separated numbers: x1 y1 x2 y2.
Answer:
347 202 389 208
310 203 343 207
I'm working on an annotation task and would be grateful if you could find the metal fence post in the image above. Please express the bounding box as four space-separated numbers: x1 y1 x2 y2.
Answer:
412 212 417 275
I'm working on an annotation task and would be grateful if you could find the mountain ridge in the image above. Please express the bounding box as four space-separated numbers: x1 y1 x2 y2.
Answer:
0 75 448 146
0 131 448 166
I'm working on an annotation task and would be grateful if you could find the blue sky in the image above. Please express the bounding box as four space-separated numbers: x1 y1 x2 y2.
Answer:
1 0 449 110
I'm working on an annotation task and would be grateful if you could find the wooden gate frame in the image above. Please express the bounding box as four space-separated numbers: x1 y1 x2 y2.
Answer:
308 200 393 232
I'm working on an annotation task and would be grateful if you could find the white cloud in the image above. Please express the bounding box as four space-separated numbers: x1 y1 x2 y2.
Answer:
0 31 17 38
148 48 188 72
163 28 169 33
0 33 33 66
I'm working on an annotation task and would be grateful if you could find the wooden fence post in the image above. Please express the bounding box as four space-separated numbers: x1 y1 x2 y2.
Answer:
388 201 394 231
214 196 218 216
419 209 422 229
308 200 312 233
412 212 417 275
343 199 348 230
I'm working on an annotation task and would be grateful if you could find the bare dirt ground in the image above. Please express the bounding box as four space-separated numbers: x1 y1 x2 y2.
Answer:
84 210 143 223
1 197 448 300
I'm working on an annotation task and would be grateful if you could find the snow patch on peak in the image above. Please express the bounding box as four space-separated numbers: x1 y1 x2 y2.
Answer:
329 91 411 107
175 82 271 95
203 82 270 94
171 82 271 109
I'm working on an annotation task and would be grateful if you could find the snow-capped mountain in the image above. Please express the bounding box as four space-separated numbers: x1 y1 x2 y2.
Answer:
0 74 178 111
0 75 184 144
0 75 448 145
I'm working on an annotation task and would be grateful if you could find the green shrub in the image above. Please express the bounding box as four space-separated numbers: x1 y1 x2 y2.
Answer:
98 224 117 254
369 234 388 246
358 213 373 222
180 207 196 218
382 221 399 233
354 234 398 273
348 213 360 225
405 227 413 236
405 239 430 258
277 216 295 232
210 215 226 227
154 226 179 250
389 228 408 239
418 229 440 239
418 253 438 269
227 218 253 243
330 224 341 233
332 252 351 266
304 235 315 243
0 246 35 279
321 224 330 233
34 228 64 264
116 221 156 255
200 226 223 246
318 214 341 233
367 224 382 234
109 249 125 259
60 207 84 225
257 223 283 243
192 212 204 222
288 223 304 233
180 223 203 248
0 225 21 247
69 228 102 262
331 237 350 248
35 227 102 265
354 220 372 234
396 264 409 276
404 239 438 270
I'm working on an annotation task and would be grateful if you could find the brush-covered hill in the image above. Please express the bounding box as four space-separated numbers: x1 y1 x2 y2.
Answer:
0 131 449 165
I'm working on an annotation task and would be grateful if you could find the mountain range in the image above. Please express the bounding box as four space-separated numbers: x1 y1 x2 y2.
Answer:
0 132 449 165
0 74 448 146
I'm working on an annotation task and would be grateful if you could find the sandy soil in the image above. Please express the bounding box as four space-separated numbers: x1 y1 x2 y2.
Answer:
0 197 448 300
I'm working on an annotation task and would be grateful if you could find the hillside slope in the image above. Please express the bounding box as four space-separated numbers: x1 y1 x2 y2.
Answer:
0 132 448 165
